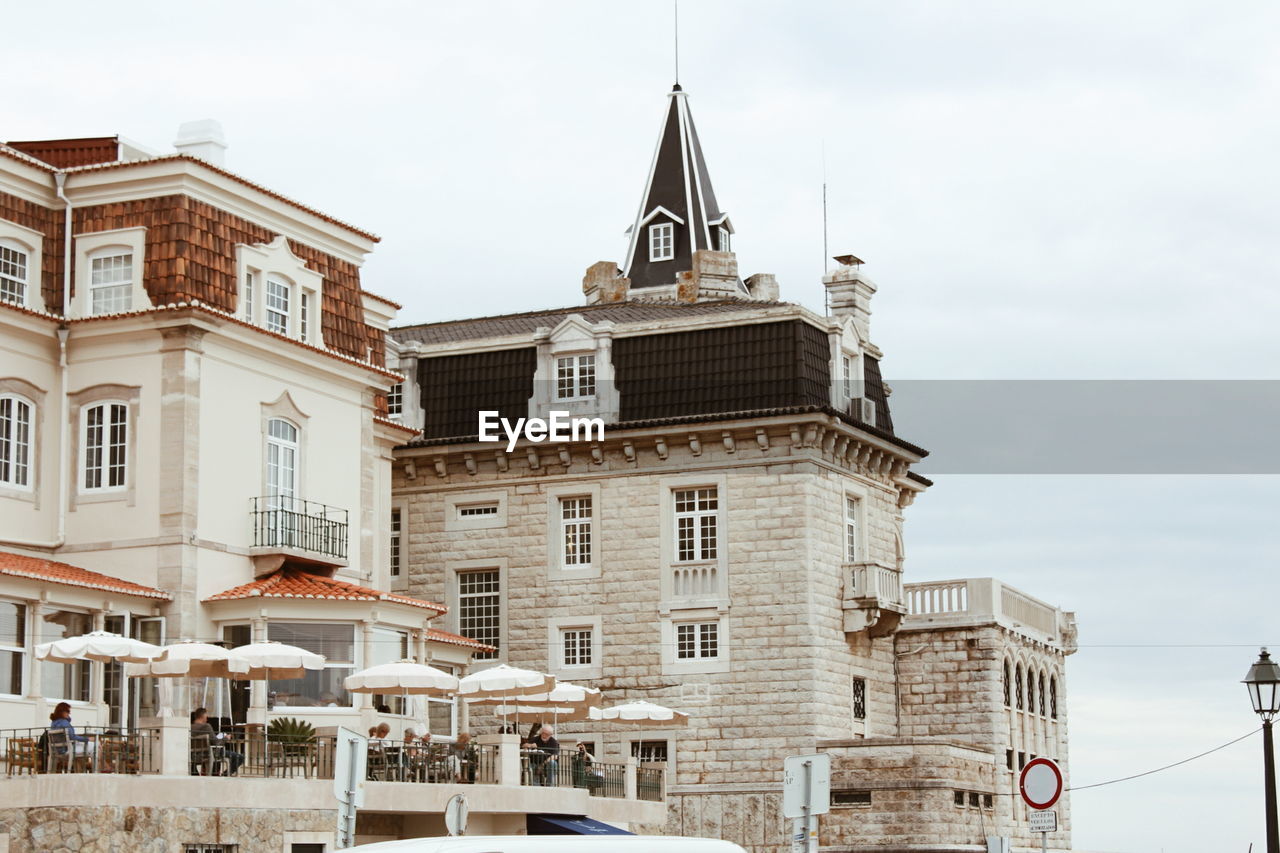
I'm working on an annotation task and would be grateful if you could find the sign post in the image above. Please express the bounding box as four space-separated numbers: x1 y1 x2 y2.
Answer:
333 727 368 849
1018 757 1063 853
783 753 830 853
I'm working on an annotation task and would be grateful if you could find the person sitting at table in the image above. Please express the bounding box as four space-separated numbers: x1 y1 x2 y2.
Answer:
368 722 392 745
191 708 243 775
448 732 476 783
531 725 560 786
571 741 601 792
49 702 96 768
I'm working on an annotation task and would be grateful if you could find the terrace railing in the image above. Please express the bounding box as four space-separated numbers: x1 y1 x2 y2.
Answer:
1 727 160 775
251 495 348 562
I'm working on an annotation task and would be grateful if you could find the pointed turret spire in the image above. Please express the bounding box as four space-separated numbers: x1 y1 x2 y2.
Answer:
622 86 738 292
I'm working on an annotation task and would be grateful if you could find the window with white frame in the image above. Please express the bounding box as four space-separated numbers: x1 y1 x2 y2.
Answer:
0 394 33 489
556 354 596 400
717 227 731 252
241 272 255 322
457 502 499 519
389 508 402 578
370 627 410 715
89 251 134 315
387 383 403 416
560 627 593 667
560 496 593 567
675 621 719 660
0 600 25 695
649 222 674 262
427 663 458 736
841 354 854 398
267 622 355 708
265 418 299 505
265 276 291 335
845 496 861 562
458 569 500 659
81 402 127 491
0 240 30 306
674 487 718 562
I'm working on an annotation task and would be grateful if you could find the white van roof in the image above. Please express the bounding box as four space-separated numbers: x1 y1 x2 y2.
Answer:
352 836 748 853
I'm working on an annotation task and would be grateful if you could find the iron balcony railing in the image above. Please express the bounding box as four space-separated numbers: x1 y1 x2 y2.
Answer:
251 496 349 561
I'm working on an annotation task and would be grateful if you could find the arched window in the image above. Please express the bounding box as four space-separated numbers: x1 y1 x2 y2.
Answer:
1015 663 1024 710
1002 660 1012 707
0 239 30 307
0 394 33 488
88 248 134 315
1027 666 1036 714
1050 676 1059 719
81 401 128 491
1038 672 1047 717
265 418 299 505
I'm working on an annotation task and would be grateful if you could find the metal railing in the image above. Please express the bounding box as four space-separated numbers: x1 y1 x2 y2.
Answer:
1 726 160 775
636 765 664 801
365 740 498 784
198 733 337 779
593 760 627 799
251 496 348 561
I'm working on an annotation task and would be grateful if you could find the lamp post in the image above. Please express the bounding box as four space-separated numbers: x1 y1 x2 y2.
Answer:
1244 647 1280 853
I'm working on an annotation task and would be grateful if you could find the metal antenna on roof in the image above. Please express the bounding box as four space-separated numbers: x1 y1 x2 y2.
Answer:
822 140 830 315
673 0 680 86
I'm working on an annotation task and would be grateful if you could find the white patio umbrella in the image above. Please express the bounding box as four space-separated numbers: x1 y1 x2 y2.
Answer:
233 641 325 681
35 630 167 664
455 664 554 699
598 700 690 727
467 681 603 708
495 704 596 723
344 660 459 696
124 642 252 718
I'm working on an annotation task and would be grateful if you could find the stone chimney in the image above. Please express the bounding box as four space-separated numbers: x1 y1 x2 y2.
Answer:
824 255 876 341
676 250 742 302
583 262 630 304
173 119 228 167
744 273 779 301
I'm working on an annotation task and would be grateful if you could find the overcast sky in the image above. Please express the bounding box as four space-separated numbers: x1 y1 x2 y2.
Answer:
8 2 1280 850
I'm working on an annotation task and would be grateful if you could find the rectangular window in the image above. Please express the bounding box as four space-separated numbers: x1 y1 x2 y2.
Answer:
387 383 403 416
851 676 867 721
389 508 402 578
0 395 32 488
0 243 28 306
371 627 410 715
555 355 596 399
83 402 127 491
560 496 593 567
265 277 290 334
242 272 254 321
89 253 133 315
674 487 718 562
841 355 853 397
845 496 860 562
630 740 669 763
649 223 674 262
458 569 500 660
0 600 25 695
41 609 90 702
266 622 355 708
831 790 871 807
717 227 731 252
427 662 458 737
675 621 719 660
300 291 310 341
457 503 499 518
561 628 593 667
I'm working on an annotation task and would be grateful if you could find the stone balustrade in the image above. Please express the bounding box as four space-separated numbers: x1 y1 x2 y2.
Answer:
902 577 1077 649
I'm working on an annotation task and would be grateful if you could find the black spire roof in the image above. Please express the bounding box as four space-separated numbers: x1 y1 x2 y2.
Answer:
622 86 737 291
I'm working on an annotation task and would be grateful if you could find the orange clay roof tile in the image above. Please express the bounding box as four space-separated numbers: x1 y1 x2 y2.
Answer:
0 551 171 600
204 568 447 614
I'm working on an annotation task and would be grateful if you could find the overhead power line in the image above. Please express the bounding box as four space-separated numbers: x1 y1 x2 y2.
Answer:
1066 728 1260 793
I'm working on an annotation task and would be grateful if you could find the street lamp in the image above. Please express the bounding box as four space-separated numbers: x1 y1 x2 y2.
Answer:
1244 647 1280 853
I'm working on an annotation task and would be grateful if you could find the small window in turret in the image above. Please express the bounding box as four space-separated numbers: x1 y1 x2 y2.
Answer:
717 227 731 252
649 223 674 261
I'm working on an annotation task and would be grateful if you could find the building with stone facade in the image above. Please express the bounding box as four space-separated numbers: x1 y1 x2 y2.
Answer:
387 85 1079 852
0 126 665 851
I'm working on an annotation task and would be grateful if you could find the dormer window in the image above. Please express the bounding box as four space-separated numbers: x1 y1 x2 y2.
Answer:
265 276 291 334
556 355 596 400
0 241 29 307
649 223 674 262
236 236 324 346
718 227 731 252
89 252 134 315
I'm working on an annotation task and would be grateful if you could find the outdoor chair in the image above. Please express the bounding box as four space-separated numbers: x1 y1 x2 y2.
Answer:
190 734 228 776
6 737 38 776
100 735 141 774
45 729 89 774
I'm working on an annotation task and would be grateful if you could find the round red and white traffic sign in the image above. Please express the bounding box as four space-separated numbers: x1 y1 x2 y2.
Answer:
1019 758 1063 810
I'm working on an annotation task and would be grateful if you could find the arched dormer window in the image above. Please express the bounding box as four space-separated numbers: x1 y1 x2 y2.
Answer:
649 222 674 262
237 237 323 345
1015 663 1024 710
74 229 148 318
0 393 33 489
0 239 31 307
